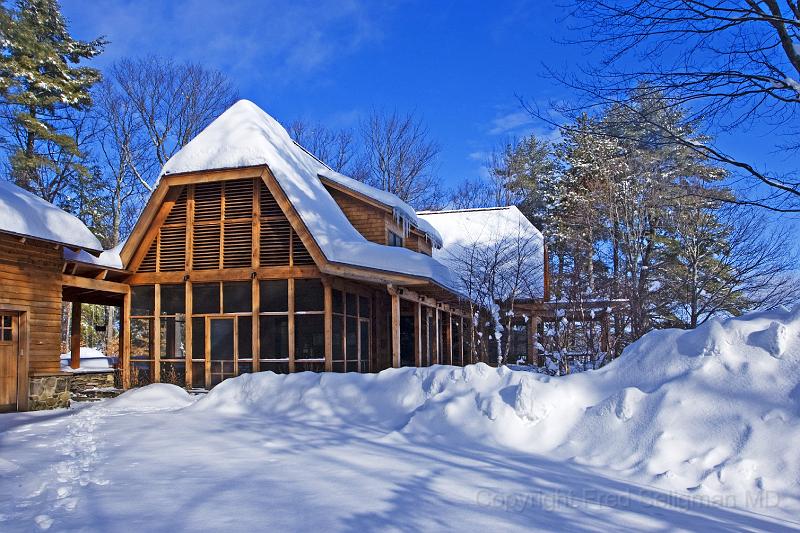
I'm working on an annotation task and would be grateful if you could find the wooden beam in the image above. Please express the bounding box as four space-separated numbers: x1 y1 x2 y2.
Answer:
414 301 421 367
323 279 333 372
62 274 129 295
252 277 260 373
70 302 81 369
388 285 400 368
153 283 161 383
127 186 184 271
122 290 131 389
433 307 440 365
185 280 193 388
127 265 320 285
288 278 295 372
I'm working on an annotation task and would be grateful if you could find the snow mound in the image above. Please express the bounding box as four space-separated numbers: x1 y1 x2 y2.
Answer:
60 347 116 373
106 384 195 411
193 306 800 516
0 180 102 251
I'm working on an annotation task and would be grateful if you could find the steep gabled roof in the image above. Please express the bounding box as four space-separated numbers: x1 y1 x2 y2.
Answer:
418 206 545 298
157 99 457 292
0 180 102 251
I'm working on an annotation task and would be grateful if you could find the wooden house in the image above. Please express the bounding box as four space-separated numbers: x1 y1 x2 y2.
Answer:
101 100 474 390
0 181 106 411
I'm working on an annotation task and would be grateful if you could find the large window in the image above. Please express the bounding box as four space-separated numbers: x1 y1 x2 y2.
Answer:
294 279 324 372
332 288 371 372
160 283 186 385
130 285 155 386
259 280 289 373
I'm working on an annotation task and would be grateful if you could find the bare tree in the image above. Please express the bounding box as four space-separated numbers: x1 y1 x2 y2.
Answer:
359 109 443 210
288 119 362 178
110 56 238 190
441 222 543 365
93 78 153 247
550 0 800 211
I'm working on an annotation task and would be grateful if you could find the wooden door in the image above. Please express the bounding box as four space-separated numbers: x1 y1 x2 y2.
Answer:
0 313 19 411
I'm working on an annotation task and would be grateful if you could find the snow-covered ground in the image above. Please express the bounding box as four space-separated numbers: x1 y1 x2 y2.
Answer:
2 307 800 531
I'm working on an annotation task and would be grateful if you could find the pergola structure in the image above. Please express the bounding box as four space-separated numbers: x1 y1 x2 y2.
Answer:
513 298 630 367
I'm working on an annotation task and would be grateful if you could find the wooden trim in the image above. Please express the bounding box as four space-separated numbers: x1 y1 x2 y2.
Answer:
127 266 320 285
62 274 130 295
433 308 440 365
252 178 261 269
414 301 421 367
323 279 333 372
204 316 211 388
153 284 161 383
122 290 131 389
127 186 185 271
252 278 260 372
70 303 81 369
17 310 29 411
185 280 193 387
185 185 195 271
287 278 295 373
260 168 327 268
388 285 400 368
160 166 267 187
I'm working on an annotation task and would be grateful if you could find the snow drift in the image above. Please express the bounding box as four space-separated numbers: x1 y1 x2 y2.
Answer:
184 305 800 517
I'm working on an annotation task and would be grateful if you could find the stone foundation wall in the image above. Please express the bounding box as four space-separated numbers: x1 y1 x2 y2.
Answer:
70 371 121 402
28 374 72 410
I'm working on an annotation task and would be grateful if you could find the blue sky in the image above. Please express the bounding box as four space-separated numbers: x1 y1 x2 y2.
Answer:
61 0 797 209
61 0 578 186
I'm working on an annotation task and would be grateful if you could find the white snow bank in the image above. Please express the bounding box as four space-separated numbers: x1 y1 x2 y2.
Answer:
0 181 102 251
159 100 457 292
192 305 800 517
60 347 116 373
106 383 195 411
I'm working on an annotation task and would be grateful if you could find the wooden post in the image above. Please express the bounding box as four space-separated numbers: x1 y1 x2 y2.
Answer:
388 285 400 368
323 279 333 372
413 301 422 367
526 316 535 365
185 280 193 387
433 307 440 365
122 289 131 389
70 302 81 369
288 278 295 372
252 277 260 372
446 311 453 366
153 283 161 382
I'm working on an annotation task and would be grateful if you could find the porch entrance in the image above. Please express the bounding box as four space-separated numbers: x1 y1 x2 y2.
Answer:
0 312 19 411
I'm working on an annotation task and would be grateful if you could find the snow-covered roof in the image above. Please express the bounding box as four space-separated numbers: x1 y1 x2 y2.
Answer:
159 100 456 292
419 206 545 298
63 242 124 270
0 180 102 251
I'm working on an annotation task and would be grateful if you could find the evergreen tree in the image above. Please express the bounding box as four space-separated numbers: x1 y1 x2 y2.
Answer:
0 0 105 208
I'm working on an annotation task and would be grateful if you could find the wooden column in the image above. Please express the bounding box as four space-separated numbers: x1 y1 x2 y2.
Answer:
388 285 400 368
459 316 465 366
446 311 453 366
526 316 535 365
433 307 440 365
153 284 161 382
70 302 81 369
323 279 333 372
252 278 260 372
288 278 295 372
122 290 131 389
413 301 422 367
185 280 193 387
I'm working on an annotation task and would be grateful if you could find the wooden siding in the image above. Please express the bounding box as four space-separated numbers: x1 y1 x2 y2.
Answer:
0 233 62 375
325 185 433 255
